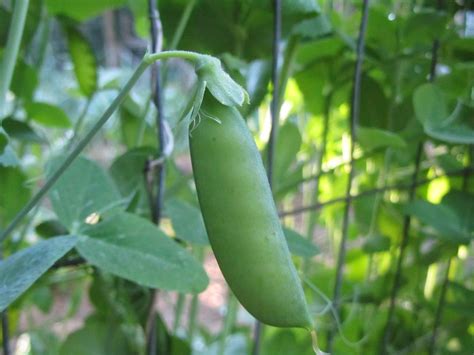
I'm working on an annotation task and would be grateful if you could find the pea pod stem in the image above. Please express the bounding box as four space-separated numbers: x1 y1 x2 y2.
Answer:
0 50 207 244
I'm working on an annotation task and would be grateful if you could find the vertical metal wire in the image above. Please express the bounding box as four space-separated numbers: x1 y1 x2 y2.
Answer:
146 0 165 353
327 0 370 351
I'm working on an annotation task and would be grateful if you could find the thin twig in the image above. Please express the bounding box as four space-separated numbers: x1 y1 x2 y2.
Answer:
327 1 370 350
253 1 281 354
303 93 332 275
1 310 10 355
265 0 282 189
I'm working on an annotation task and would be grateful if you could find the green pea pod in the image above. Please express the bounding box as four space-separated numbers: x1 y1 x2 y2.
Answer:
189 95 313 329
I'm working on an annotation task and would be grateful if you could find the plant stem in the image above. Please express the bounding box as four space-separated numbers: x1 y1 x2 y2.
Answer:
145 50 201 64
303 93 332 274
188 248 204 342
278 34 300 104
0 50 205 244
135 93 152 147
427 258 451 355
173 293 186 333
169 0 197 51
1 310 10 355
218 292 238 355
68 98 92 148
35 8 51 73
0 0 30 119
0 59 149 243
381 1 443 349
327 0 370 350
265 0 282 189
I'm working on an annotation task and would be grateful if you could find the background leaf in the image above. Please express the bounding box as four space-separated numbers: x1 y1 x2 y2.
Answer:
63 24 98 97
25 102 71 128
0 236 77 311
165 199 209 245
283 227 319 257
0 166 31 228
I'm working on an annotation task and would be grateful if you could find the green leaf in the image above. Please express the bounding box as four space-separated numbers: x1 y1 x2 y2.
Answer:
195 56 249 107
413 83 448 128
46 0 127 21
118 96 155 148
25 102 71 128
59 316 133 355
109 147 156 214
362 235 391 254
293 14 332 39
77 212 209 293
11 59 38 101
63 24 97 97
425 124 474 144
35 220 69 239
274 121 302 182
442 191 474 236
47 156 123 232
283 227 319 257
2 117 45 143
243 59 271 116
402 9 448 48
405 200 471 244
166 199 208 245
0 236 77 311
359 76 390 129
357 127 406 150
0 166 31 228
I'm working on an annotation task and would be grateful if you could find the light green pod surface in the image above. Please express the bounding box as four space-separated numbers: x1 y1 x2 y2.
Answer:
189 96 313 329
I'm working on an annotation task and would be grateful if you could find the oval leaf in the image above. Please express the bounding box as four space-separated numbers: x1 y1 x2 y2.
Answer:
358 127 406 150
166 199 209 245
405 200 470 244
77 212 209 293
64 24 98 97
283 227 319 257
413 83 448 128
25 102 71 128
47 156 123 232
